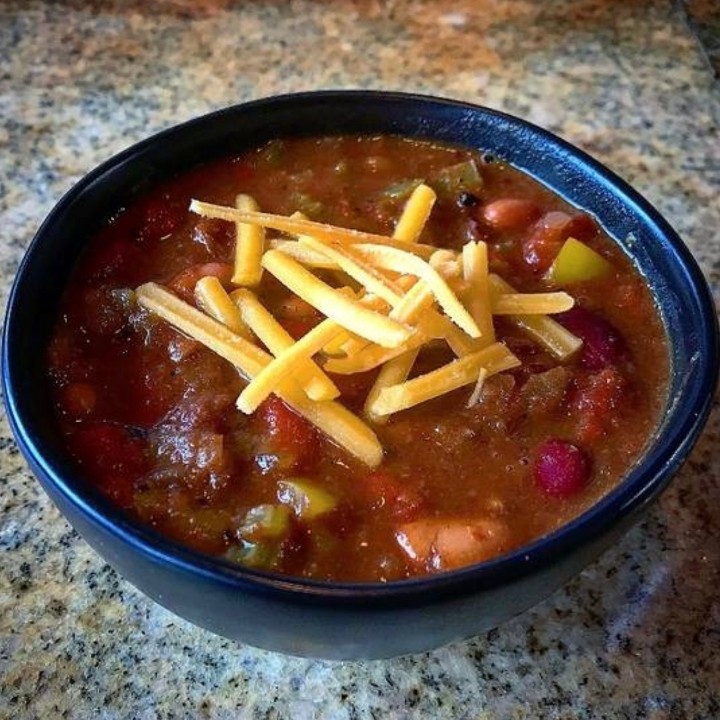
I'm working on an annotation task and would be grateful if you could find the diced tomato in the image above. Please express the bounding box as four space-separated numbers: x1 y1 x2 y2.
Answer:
191 217 234 254
254 395 319 471
522 212 599 273
167 262 233 303
361 470 425 521
572 368 625 443
70 422 147 478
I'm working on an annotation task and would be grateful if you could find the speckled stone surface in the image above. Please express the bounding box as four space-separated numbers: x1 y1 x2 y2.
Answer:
1 1 719 718
682 0 720 77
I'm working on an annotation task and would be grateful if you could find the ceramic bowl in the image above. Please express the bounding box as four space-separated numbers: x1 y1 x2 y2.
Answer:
3 92 717 659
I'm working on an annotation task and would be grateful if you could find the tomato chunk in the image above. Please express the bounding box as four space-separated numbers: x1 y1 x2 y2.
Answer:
254 395 319 472
573 368 625 443
522 212 598 273
361 470 425 521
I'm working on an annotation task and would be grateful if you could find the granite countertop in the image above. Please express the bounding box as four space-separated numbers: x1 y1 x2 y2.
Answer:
1 1 719 717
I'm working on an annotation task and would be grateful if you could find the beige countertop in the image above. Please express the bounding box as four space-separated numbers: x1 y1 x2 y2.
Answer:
1 1 719 717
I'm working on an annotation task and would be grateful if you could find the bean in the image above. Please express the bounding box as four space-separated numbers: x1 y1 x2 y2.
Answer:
482 198 541 233
533 439 590 498
556 305 626 370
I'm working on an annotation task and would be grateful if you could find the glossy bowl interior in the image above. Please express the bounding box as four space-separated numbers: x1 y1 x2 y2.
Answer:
3 91 718 659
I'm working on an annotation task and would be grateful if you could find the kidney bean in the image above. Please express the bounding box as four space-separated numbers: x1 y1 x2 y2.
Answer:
556 305 627 370
522 211 573 272
533 439 590 498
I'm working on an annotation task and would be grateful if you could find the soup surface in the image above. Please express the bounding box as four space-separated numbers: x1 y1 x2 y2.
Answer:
47 136 668 581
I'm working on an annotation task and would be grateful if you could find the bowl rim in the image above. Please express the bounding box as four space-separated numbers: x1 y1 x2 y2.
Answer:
3 89 718 605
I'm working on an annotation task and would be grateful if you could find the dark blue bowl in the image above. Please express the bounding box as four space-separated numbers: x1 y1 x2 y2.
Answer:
3 92 717 659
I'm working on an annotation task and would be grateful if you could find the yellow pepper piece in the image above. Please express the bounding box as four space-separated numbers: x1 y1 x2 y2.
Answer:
238 504 291 541
277 479 338 520
547 237 612 285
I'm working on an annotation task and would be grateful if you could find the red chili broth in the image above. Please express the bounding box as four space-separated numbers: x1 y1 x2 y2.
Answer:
46 136 669 582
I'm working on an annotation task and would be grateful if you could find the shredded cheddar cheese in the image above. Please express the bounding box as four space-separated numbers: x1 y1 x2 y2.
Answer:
262 249 412 349
393 183 437 243
462 241 495 345
189 200 439 259
133 193 583 467
230 288 339 402
364 348 420 424
237 318 345 414
492 291 574 315
298 235 404 305
350 244 482 338
488 274 583 359
194 276 252 339
368 343 521 416
136 282 383 467
231 194 265 286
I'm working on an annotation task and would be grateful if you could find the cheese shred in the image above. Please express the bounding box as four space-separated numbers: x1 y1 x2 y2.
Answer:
127 196 586 466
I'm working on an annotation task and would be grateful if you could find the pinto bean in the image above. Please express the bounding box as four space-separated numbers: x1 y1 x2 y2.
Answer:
482 198 541 233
